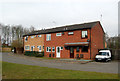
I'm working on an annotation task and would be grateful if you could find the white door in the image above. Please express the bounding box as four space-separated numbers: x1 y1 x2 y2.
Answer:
56 47 60 58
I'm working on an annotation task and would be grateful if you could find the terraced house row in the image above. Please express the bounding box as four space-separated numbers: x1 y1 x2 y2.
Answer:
23 21 105 59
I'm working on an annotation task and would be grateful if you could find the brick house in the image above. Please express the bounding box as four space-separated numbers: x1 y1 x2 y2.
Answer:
23 21 105 59
23 34 44 52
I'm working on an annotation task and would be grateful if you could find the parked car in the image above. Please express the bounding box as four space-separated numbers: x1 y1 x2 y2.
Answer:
95 50 111 62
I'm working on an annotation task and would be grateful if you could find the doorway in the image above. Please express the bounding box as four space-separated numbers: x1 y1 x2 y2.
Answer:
70 47 74 58
56 47 61 58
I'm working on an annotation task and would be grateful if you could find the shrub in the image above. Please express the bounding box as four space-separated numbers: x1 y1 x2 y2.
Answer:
24 51 44 57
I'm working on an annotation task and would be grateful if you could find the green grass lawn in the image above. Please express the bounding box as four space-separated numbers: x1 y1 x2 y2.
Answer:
2 62 118 79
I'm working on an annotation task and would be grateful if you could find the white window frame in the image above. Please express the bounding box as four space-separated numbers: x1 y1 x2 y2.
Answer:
31 36 35 38
49 47 51 52
52 47 55 52
46 47 49 52
31 46 35 51
25 46 30 50
68 32 74 35
46 47 51 52
82 30 88 38
43 46 44 51
25 36 28 42
46 34 51 41
56 33 62 36
60 47 63 50
38 35 42 37
39 45 41 52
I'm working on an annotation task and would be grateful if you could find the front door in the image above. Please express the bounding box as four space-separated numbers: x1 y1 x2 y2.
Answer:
70 47 74 58
56 47 61 58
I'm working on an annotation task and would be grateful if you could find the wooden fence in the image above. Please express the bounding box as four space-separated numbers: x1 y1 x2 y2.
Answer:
111 49 120 60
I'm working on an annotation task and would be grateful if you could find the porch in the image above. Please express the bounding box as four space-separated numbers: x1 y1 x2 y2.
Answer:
64 42 91 59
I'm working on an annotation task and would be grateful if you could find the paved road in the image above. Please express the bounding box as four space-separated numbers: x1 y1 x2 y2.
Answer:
2 52 118 74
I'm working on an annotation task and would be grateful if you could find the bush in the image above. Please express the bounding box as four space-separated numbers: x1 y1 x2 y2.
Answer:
24 51 44 57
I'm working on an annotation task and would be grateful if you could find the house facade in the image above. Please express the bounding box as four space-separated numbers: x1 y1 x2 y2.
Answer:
23 34 44 52
23 21 105 59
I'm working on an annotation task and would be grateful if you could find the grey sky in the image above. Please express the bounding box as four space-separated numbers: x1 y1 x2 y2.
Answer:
0 0 119 37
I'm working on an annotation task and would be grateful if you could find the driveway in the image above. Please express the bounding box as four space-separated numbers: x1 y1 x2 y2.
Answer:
2 52 118 74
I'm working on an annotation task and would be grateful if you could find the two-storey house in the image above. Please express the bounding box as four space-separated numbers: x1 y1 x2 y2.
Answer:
23 33 44 52
23 21 105 59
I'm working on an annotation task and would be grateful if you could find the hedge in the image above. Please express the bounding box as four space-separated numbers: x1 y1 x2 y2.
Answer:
24 51 44 57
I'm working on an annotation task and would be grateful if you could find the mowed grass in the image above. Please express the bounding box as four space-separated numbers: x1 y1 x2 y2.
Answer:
2 62 118 79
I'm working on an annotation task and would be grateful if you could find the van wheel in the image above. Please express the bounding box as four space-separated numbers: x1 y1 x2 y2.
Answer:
105 59 108 62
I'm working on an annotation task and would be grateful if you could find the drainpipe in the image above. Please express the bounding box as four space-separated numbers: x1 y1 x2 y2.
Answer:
90 29 91 59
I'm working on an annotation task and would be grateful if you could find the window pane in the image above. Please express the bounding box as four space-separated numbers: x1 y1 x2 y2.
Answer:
31 36 35 38
39 46 41 50
38 35 41 37
25 37 28 41
47 47 49 52
43 46 44 50
49 47 51 52
52 47 55 52
76 47 79 52
82 31 88 38
46 34 51 41
25 46 29 50
56 33 62 36
68 32 74 35
57 47 60 52
81 46 88 52
61 47 63 50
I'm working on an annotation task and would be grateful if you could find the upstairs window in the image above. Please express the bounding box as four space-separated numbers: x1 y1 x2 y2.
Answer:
31 36 35 38
56 33 62 36
68 32 74 35
38 35 42 37
25 36 28 42
46 34 51 41
82 31 88 38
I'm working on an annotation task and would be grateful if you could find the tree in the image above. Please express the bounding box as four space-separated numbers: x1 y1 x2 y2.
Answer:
29 26 35 32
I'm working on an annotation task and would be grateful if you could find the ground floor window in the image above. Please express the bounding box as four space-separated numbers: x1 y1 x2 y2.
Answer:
25 46 30 50
43 46 44 50
52 47 55 52
76 47 79 52
81 46 88 52
31 46 35 51
61 47 63 50
46 47 51 52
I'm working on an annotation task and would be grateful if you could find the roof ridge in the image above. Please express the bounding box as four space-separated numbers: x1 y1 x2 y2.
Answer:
23 21 100 37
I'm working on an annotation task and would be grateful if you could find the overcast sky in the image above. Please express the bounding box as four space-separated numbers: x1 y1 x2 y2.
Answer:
0 0 119 37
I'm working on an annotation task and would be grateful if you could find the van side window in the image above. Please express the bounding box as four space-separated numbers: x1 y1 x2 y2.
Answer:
107 53 109 56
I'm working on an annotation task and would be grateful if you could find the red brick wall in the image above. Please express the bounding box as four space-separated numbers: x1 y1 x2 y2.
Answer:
44 29 91 59
91 22 104 59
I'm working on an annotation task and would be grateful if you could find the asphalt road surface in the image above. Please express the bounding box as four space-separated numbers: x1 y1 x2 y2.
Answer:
2 52 118 74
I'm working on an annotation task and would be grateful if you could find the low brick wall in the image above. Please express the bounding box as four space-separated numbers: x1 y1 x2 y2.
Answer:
2 47 11 52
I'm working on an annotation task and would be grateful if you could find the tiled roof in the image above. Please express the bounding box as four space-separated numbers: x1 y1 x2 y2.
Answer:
23 21 100 37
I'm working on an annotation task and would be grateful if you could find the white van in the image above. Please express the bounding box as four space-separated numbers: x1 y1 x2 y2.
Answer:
95 50 111 62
